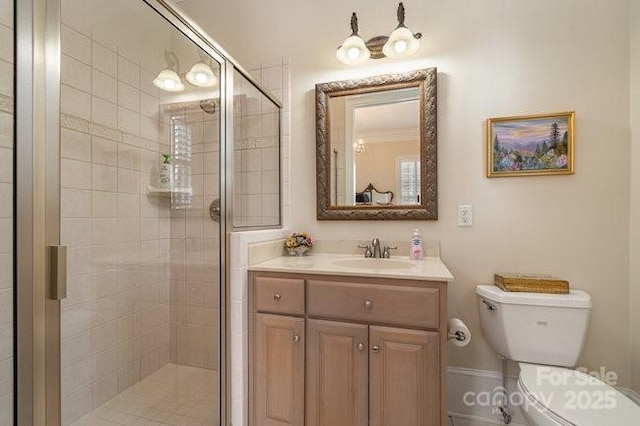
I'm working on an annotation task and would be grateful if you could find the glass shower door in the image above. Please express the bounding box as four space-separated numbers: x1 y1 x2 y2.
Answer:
0 0 14 423
57 0 224 424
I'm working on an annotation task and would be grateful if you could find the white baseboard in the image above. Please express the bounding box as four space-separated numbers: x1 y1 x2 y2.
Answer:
447 365 528 425
447 411 528 426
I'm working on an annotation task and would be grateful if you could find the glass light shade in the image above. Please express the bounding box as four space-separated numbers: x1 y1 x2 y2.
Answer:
185 62 217 88
382 26 420 58
336 35 370 65
153 69 185 92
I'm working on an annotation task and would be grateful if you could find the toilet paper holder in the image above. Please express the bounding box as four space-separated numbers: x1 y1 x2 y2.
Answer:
447 318 471 346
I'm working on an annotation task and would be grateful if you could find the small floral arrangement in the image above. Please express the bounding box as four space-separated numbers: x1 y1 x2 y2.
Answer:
285 232 314 249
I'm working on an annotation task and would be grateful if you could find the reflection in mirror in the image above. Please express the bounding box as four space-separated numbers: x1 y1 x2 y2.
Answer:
316 68 437 220
329 88 420 206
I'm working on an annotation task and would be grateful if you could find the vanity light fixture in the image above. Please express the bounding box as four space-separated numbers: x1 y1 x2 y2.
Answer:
336 2 422 65
336 13 371 65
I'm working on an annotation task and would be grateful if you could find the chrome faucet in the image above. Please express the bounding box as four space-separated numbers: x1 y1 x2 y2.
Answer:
358 238 398 258
371 238 382 258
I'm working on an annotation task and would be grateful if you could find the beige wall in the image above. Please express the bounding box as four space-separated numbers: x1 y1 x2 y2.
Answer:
177 0 633 384
0 0 12 422
355 140 420 198
630 0 640 393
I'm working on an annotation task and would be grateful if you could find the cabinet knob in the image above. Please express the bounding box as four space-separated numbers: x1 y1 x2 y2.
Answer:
356 343 366 352
371 345 380 353
273 293 282 301
364 300 373 310
292 334 300 343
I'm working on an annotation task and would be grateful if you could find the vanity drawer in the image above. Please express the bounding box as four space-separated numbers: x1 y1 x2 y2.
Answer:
254 276 305 315
306 280 439 329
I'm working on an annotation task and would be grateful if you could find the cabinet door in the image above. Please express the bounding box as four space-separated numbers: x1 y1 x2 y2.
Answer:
369 326 440 426
253 313 305 426
306 319 368 426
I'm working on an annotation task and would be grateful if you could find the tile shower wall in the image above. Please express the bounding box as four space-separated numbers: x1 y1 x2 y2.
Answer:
0 0 13 423
166 102 220 369
233 60 288 228
59 21 171 425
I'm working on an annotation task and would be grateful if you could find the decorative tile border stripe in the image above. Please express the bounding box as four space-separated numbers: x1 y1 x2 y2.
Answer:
0 94 13 114
235 136 278 150
61 114 123 142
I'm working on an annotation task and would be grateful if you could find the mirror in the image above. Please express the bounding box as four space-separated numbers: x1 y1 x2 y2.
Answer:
316 68 438 220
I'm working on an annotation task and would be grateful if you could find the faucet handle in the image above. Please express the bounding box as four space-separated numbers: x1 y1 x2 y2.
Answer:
358 244 373 258
382 245 398 258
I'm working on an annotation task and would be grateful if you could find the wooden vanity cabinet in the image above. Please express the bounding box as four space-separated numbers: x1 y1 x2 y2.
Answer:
249 271 447 426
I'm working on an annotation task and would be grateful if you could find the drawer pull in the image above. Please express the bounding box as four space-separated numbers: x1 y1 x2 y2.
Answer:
273 293 282 301
356 343 366 352
293 334 300 343
364 300 373 310
371 345 380 353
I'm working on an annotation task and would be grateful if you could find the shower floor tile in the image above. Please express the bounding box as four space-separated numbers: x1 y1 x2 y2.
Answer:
71 363 219 426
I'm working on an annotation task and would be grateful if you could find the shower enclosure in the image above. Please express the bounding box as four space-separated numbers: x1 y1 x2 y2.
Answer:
12 0 282 424
0 0 14 424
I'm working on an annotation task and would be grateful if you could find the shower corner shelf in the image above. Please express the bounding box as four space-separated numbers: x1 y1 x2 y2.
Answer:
146 185 193 196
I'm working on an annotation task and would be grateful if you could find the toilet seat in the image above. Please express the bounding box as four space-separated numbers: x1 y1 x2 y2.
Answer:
518 363 640 426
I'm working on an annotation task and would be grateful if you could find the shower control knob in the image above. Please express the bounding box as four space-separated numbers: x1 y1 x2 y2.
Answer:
273 293 282 301
364 300 373 310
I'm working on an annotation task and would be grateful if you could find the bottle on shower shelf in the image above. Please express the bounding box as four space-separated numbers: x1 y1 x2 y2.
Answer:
158 153 173 189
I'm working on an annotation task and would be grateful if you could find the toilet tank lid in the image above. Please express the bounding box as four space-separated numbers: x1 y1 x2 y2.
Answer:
475 285 592 309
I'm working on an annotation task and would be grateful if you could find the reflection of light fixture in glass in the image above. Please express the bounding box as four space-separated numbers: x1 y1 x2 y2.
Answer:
353 139 366 155
154 51 185 92
185 62 217 88
153 69 185 92
336 3 421 65
154 50 218 92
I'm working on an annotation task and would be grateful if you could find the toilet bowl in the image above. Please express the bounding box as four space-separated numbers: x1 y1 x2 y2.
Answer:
517 363 639 426
475 285 640 426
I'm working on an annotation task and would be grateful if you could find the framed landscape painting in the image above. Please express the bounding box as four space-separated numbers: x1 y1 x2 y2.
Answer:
486 111 575 177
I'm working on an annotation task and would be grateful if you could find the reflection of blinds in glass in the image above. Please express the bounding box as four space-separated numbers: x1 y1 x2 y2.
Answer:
171 118 192 209
400 159 420 204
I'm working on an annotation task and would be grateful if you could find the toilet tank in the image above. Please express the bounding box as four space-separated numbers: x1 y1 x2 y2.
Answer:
475 285 592 367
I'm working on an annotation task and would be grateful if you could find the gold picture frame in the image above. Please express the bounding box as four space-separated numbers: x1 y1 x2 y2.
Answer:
486 111 575 177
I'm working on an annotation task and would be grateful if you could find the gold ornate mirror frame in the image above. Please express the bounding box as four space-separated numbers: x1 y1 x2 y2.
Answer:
315 68 438 220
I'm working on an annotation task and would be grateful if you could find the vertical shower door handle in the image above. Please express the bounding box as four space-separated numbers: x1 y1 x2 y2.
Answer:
48 245 67 300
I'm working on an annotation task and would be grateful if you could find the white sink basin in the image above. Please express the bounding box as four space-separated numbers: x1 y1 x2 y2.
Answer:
332 258 415 270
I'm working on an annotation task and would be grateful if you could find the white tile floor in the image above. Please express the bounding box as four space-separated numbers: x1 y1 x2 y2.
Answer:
71 364 219 426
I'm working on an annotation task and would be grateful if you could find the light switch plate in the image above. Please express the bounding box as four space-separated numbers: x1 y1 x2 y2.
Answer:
457 205 473 227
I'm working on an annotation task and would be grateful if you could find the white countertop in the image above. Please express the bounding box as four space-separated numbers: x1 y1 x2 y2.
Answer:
249 254 454 282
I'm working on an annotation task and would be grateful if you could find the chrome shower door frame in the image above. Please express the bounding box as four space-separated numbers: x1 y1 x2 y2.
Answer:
15 0 283 423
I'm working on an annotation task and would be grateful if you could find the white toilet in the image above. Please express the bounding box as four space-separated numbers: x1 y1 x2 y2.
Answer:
475 285 640 425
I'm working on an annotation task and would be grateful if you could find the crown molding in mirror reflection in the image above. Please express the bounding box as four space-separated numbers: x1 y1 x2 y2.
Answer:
315 68 438 220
